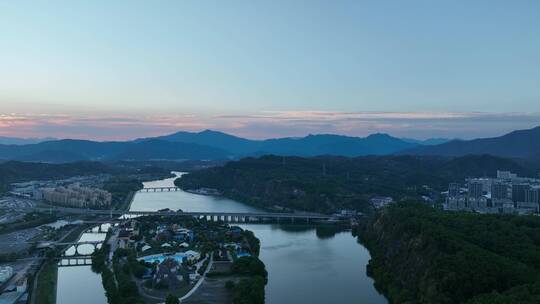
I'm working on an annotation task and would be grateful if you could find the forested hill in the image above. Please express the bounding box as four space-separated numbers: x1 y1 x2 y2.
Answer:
175 154 535 213
358 203 540 303
0 161 116 191
0 161 171 194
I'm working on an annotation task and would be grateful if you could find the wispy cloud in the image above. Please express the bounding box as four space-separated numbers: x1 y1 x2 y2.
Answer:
0 111 539 141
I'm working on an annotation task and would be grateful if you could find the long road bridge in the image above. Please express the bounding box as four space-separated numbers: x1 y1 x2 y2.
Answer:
30 207 333 223
138 186 180 192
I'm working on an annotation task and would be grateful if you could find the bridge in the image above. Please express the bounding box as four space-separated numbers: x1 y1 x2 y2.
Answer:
30 207 333 223
36 240 103 256
57 256 93 267
138 187 180 192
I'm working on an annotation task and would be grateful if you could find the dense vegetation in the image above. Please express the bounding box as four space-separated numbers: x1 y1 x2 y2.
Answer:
34 262 58 304
231 276 266 304
229 256 268 304
358 203 540 303
176 155 535 213
92 240 145 304
103 176 144 209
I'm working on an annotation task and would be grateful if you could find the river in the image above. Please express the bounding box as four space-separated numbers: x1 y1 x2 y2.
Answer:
56 172 386 304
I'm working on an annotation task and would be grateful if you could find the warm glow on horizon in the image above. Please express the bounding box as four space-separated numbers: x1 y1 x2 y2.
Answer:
1 1 539 140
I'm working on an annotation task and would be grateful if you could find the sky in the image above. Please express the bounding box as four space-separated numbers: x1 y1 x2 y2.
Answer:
1 0 539 140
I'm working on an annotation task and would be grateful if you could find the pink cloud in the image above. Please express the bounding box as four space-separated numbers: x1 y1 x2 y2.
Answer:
0 111 539 141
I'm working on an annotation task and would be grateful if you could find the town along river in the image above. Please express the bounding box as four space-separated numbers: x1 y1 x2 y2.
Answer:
56 173 386 304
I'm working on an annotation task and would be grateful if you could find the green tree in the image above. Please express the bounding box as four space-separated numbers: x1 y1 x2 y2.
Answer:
165 294 179 304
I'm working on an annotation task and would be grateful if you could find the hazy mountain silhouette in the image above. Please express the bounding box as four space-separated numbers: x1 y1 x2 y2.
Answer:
0 136 57 145
401 126 540 158
5 126 537 163
400 137 453 146
0 139 228 162
139 130 418 157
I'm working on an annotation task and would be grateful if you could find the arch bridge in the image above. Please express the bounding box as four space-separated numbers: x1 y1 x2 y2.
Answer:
36 240 103 256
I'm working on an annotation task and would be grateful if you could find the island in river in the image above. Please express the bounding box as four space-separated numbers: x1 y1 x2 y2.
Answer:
91 214 267 304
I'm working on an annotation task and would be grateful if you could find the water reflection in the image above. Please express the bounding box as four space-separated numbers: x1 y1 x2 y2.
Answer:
56 172 386 304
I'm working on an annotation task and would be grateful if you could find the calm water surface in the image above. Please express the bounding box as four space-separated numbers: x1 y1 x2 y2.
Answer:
56 172 386 304
57 228 108 304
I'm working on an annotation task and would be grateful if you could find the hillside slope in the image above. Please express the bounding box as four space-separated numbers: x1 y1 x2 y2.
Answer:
175 155 534 213
358 203 540 303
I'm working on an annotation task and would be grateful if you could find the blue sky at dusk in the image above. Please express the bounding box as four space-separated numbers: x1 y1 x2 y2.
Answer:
1 1 539 140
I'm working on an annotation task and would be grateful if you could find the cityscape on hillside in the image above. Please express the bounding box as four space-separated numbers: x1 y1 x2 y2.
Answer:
445 170 540 214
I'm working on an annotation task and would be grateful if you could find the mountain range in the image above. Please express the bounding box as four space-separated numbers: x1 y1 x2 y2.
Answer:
0 136 57 145
402 126 540 159
137 130 424 157
0 126 538 163
0 130 427 162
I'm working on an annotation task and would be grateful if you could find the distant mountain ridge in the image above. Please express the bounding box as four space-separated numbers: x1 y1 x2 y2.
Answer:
0 130 419 162
401 126 540 159
0 136 57 145
3 126 537 163
0 139 229 163
138 130 418 157
400 137 453 146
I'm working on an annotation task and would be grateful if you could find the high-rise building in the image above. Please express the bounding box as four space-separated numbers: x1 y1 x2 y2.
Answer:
525 188 539 204
448 183 460 197
468 181 483 198
491 183 509 200
512 184 530 203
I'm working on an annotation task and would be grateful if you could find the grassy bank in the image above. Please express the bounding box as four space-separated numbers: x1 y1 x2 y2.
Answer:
35 262 58 304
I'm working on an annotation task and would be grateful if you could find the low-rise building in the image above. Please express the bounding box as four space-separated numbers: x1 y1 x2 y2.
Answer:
371 196 394 209
0 266 13 283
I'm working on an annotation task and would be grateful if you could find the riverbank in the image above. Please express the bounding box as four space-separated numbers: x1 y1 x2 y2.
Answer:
358 203 540 303
33 262 57 304
54 172 385 304
29 222 92 304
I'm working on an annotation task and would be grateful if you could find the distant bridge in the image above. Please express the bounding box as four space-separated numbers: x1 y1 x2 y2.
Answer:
138 187 180 192
30 207 333 223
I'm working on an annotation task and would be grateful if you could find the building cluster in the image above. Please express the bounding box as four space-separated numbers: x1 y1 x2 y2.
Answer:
0 266 13 283
38 183 112 209
9 175 110 199
371 196 394 209
0 268 28 304
445 170 540 215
